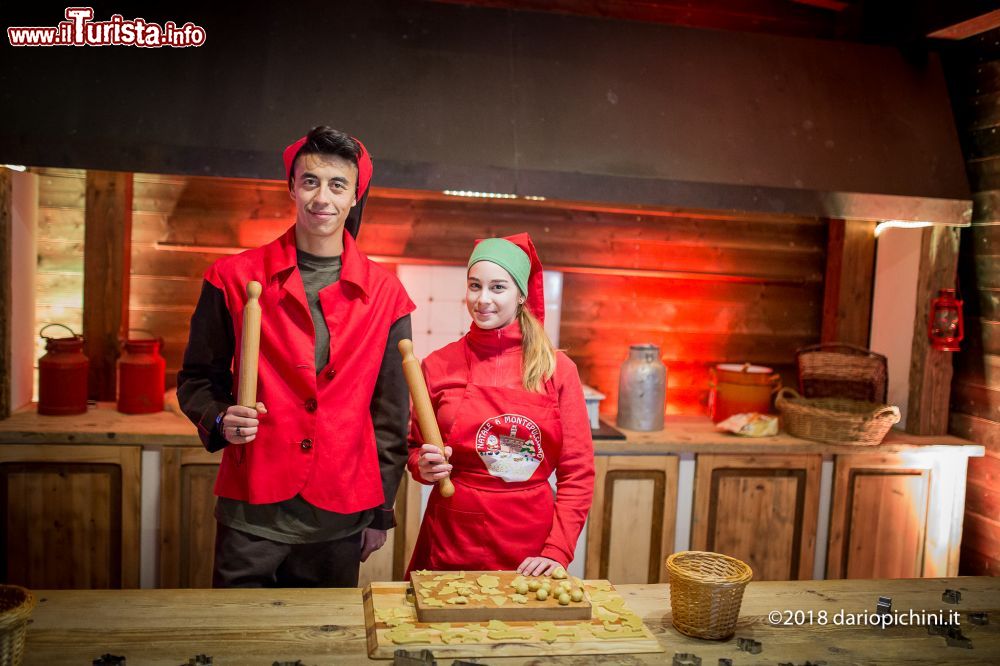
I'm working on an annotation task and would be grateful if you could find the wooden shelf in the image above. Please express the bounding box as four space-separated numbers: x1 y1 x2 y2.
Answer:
0 404 985 457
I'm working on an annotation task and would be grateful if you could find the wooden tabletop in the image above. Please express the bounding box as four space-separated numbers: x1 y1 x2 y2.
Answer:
0 404 984 456
21 577 1000 664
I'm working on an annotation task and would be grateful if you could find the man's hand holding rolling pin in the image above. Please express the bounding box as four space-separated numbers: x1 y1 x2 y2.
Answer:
219 402 268 443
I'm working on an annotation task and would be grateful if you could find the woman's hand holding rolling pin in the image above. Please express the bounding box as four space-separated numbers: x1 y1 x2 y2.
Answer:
417 443 453 483
221 402 267 443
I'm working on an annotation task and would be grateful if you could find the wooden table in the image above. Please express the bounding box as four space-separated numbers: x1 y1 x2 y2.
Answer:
22 577 1000 664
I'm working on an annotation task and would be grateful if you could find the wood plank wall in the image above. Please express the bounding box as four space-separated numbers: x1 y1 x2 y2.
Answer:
943 30 1000 576
35 172 826 416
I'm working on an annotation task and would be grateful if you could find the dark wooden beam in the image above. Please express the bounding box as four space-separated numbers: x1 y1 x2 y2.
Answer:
790 0 850 11
821 219 876 347
906 225 961 435
83 171 133 402
0 169 12 419
428 0 852 39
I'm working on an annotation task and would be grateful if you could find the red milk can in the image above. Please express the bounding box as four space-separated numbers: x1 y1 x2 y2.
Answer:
38 324 89 415
117 332 166 414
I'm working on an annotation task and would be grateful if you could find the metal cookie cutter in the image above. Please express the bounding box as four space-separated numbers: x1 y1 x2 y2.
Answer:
393 649 437 666
876 596 892 614
737 637 763 654
672 653 702 666
969 612 989 626
182 656 213 666
942 589 962 604
93 655 127 666
928 619 973 649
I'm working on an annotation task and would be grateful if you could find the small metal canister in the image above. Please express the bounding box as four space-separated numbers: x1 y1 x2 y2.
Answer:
117 332 166 414
38 323 89 416
616 343 667 431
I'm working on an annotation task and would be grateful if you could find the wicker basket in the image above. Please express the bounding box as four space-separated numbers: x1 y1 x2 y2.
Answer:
797 343 888 403
0 585 36 666
665 551 753 640
776 387 900 446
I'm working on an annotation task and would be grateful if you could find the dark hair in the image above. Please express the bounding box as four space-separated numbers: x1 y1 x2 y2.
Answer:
288 126 361 190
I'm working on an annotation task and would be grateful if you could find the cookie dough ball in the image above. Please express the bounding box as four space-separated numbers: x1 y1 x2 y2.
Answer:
570 588 584 603
527 580 541 592
515 582 529 595
558 593 571 605
552 566 568 580
535 588 549 601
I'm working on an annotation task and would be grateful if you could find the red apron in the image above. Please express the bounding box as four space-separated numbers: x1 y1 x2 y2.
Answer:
407 347 563 573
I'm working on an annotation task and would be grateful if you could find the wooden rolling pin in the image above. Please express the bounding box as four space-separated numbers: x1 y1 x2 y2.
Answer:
237 281 262 408
398 339 455 498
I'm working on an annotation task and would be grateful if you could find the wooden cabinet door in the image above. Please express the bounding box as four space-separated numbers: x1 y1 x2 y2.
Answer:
0 444 141 589
692 454 821 581
827 452 967 579
159 447 423 588
159 447 220 588
585 455 678 584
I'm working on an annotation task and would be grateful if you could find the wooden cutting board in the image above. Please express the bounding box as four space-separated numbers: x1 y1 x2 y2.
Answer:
410 570 592 622
362 579 663 659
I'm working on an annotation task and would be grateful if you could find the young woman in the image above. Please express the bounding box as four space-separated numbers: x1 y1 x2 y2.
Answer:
406 233 595 577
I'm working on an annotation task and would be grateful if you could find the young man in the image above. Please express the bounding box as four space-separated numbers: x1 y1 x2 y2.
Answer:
177 127 414 587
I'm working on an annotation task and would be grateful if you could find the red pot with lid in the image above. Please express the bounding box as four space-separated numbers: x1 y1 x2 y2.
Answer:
708 363 781 423
117 330 166 414
38 323 89 416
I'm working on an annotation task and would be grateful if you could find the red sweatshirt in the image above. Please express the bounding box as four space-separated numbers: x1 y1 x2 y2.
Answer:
407 322 595 566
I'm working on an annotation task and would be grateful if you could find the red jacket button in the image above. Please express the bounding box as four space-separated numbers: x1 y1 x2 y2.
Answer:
326 368 336 380
305 398 318 412
300 438 313 451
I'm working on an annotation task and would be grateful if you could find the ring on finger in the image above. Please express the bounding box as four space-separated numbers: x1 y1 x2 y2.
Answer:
235 426 242 437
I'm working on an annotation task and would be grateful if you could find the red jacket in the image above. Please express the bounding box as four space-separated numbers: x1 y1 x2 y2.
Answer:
407 323 596 566
205 226 414 513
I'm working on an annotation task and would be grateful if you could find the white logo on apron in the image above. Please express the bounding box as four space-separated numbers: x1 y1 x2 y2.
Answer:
475 413 544 482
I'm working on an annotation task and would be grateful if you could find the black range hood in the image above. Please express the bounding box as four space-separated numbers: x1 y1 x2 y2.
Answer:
0 1 971 224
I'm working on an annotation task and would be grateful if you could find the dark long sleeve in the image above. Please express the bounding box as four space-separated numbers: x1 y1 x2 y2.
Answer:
176 279 236 453
368 314 412 530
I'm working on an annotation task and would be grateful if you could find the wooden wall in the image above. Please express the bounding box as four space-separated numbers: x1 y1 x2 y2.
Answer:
36 168 84 369
35 173 826 416
944 29 1000 576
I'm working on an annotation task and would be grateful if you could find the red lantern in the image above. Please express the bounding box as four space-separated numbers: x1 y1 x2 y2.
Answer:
928 288 964 352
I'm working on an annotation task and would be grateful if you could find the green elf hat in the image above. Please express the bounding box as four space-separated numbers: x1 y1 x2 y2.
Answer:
467 233 545 323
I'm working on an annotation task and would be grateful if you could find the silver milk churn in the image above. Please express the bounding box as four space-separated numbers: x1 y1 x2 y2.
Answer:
616 343 667 431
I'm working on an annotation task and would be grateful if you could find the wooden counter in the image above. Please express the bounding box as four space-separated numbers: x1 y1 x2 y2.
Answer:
21 577 1000 664
0 404 985 591
0 404 985 456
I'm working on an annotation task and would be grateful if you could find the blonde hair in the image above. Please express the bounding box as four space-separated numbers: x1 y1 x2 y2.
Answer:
519 306 556 392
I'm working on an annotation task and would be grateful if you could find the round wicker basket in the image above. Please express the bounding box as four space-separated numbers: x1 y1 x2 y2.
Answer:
0 585 36 666
666 551 752 640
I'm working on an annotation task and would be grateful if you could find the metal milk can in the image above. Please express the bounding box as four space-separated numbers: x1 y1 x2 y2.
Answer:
616 343 667 431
